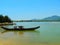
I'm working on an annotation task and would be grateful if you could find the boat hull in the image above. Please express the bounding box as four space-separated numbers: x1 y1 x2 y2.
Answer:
1 26 40 31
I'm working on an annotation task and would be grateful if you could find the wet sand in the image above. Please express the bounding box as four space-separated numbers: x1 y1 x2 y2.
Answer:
0 40 60 45
0 42 60 45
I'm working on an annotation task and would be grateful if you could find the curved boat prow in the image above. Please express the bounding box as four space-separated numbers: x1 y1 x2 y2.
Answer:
34 26 40 29
37 26 40 28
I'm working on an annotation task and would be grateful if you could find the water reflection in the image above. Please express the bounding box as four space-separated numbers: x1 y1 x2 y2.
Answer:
1 30 40 35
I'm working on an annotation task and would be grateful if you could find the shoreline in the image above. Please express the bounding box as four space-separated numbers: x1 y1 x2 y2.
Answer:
0 22 16 26
13 20 60 22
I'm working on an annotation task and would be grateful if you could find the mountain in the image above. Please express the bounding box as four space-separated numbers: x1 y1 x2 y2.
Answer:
14 15 60 22
43 15 60 20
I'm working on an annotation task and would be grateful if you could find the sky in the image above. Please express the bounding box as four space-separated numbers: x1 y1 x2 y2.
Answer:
0 0 60 20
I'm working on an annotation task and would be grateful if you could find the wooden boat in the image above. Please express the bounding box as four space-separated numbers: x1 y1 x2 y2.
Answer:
1 26 40 31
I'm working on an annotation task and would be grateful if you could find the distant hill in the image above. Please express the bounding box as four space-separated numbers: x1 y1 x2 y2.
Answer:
13 15 60 22
43 15 60 20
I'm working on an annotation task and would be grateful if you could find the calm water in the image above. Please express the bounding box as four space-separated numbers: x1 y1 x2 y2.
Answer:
0 22 60 45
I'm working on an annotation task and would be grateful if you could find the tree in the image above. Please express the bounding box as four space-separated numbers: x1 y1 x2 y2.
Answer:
4 15 12 23
0 15 4 23
0 14 12 23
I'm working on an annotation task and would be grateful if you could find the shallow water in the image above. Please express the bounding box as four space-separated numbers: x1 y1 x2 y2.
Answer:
0 22 60 45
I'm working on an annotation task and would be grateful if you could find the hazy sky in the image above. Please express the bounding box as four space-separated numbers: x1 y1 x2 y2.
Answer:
0 0 60 20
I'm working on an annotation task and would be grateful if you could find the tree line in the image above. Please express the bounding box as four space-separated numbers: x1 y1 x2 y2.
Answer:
0 15 12 23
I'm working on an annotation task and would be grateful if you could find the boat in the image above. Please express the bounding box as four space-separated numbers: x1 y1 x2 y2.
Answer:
1 26 40 31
